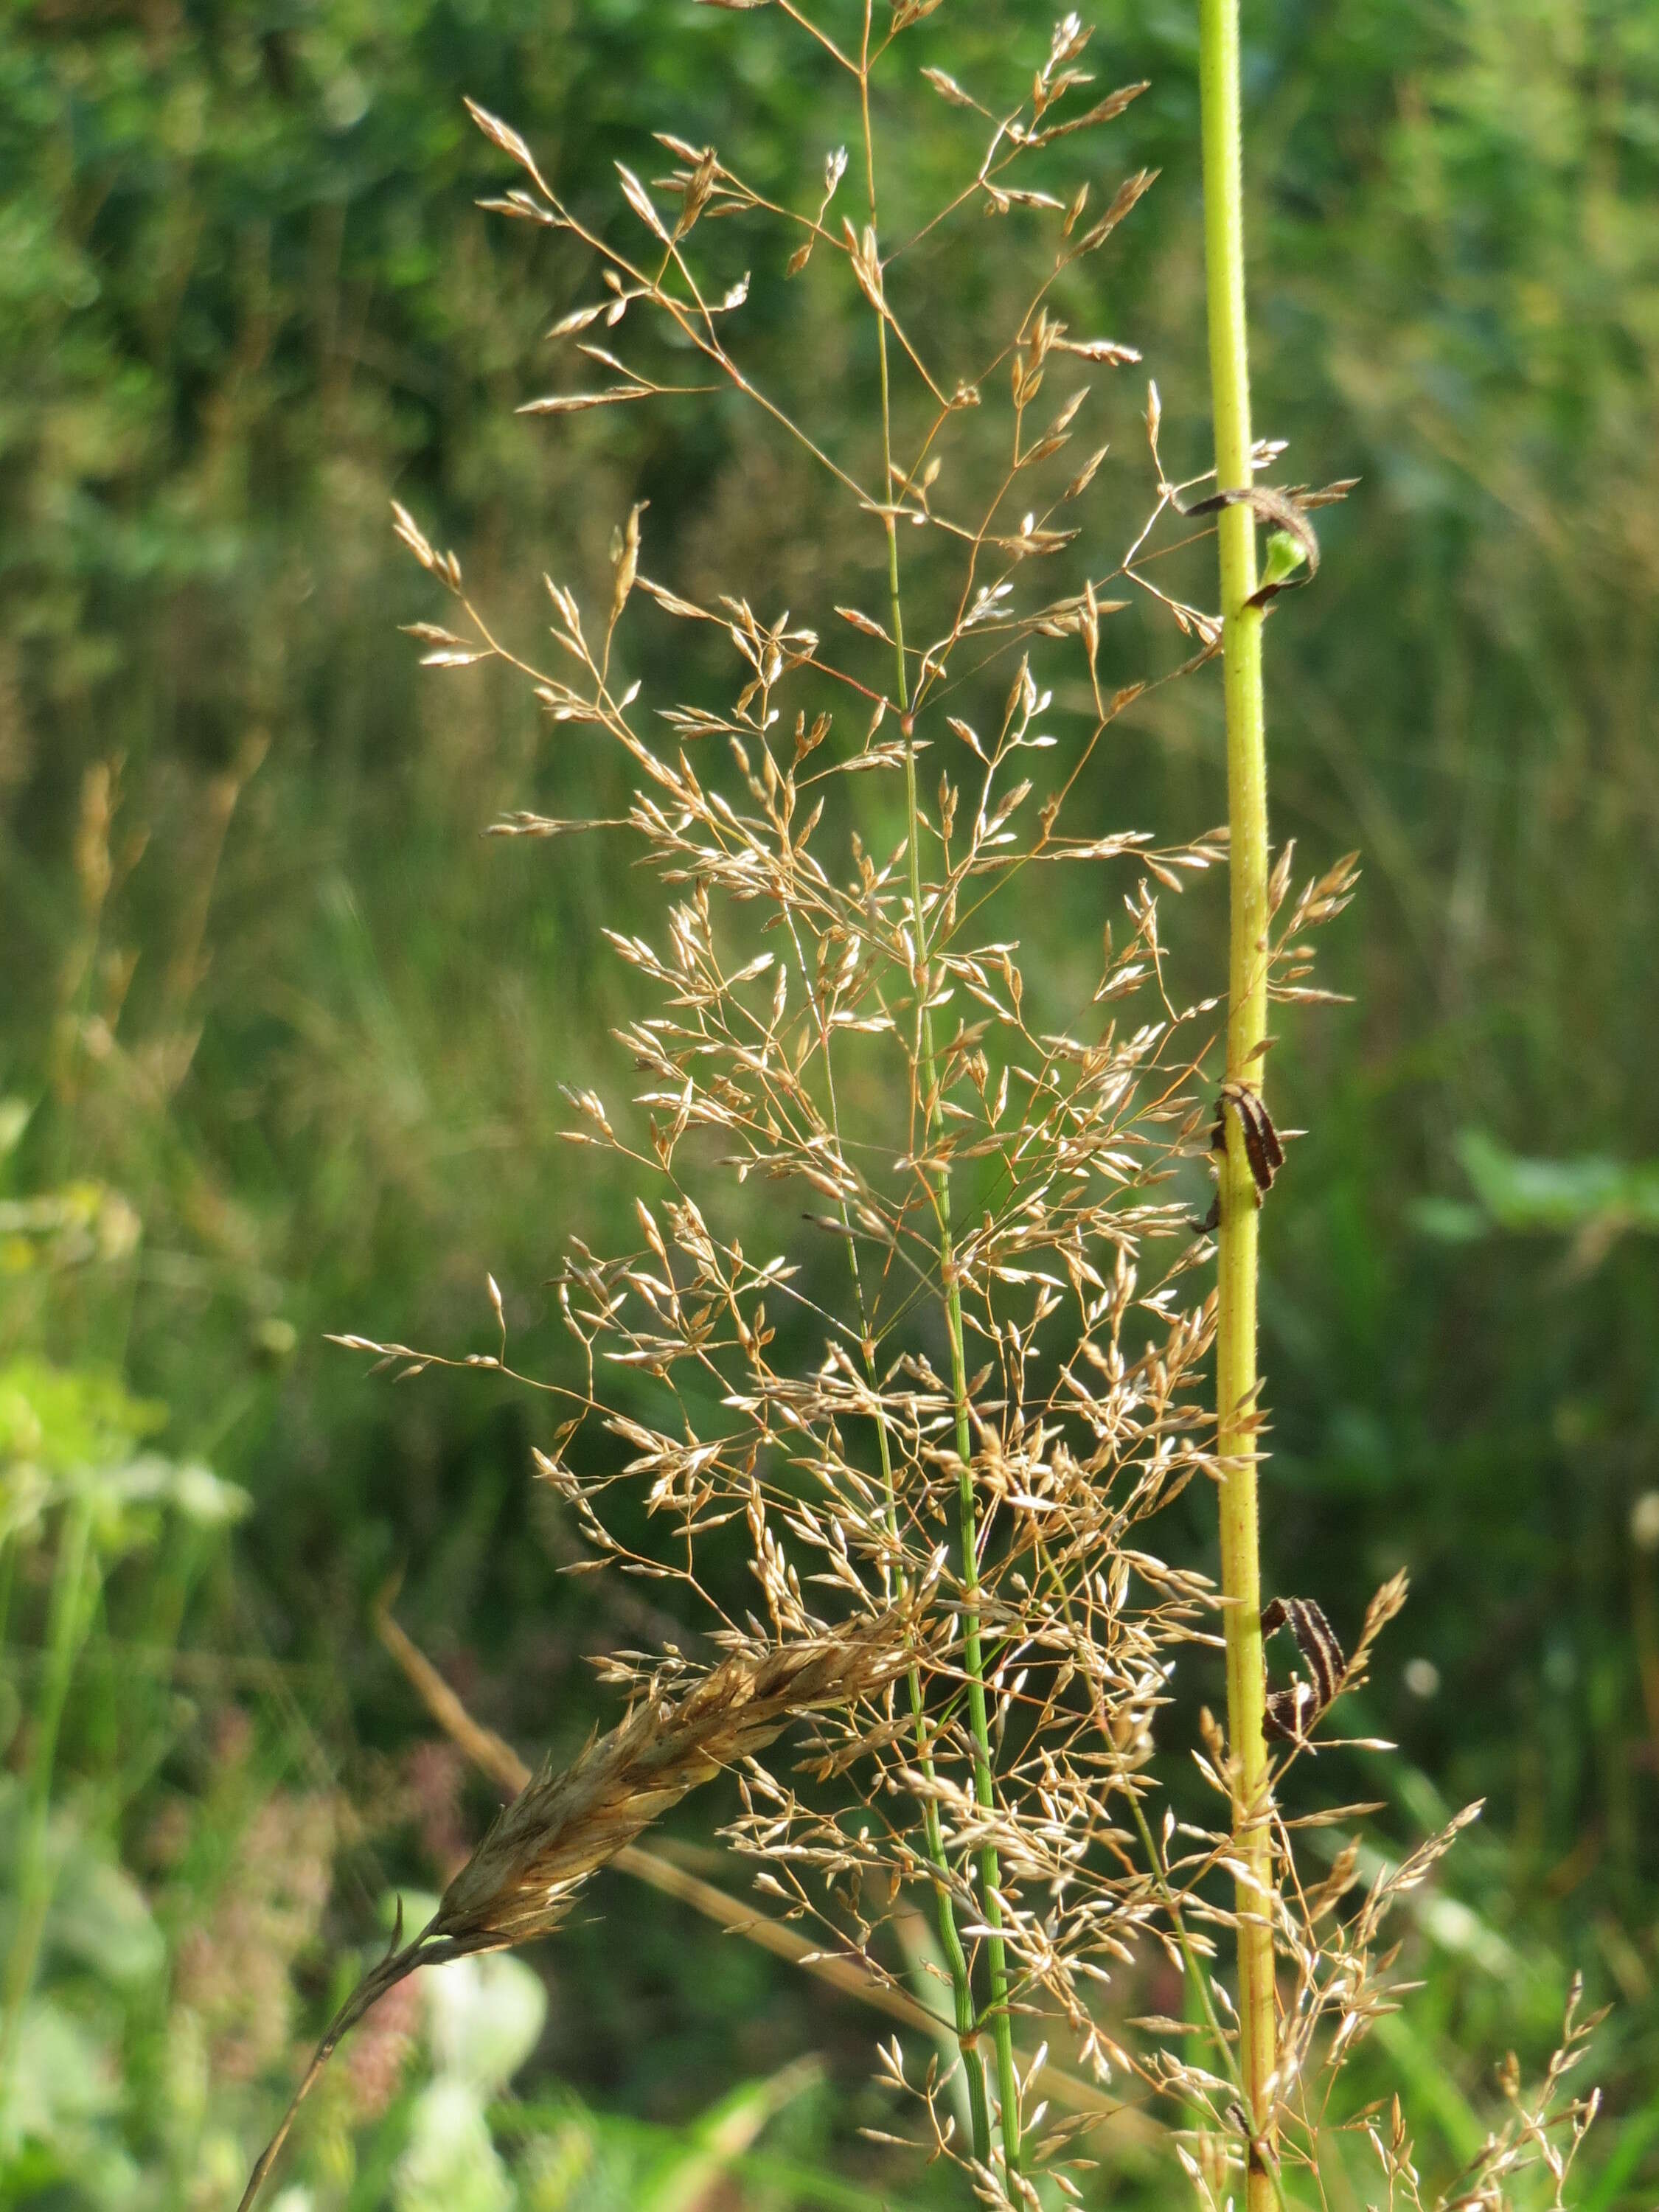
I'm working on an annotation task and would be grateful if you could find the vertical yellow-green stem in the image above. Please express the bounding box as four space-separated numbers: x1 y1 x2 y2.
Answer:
1198 0 1277 2200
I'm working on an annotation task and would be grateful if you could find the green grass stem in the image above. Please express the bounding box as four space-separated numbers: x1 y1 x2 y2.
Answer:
1197 0 1278 2202
860 26 1022 2177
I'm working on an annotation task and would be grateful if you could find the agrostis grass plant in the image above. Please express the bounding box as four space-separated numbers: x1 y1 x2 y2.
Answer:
245 4 1601 2207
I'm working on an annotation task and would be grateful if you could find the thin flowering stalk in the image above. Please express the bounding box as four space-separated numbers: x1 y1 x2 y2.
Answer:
788 898 995 2163
1197 0 1277 2199
858 24 1023 2178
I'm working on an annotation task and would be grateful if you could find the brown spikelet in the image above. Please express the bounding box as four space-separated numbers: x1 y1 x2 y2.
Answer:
437 1614 912 1947
236 1614 909 2212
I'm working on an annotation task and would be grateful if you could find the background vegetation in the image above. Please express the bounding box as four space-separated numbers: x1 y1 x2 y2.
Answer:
3 0 1657 2204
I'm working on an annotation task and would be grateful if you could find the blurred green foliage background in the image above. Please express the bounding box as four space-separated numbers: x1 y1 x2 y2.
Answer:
2 0 1658 2205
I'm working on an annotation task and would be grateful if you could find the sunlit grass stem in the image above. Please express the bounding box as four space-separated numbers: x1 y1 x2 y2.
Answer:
773 715 990 2158
802 921 995 2164
1198 0 1277 2200
860 21 1021 2181
896 574 1023 2186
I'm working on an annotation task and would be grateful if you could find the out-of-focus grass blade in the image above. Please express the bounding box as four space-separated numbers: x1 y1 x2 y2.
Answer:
1578 2084 1659 2212
632 2053 818 2212
1366 2009 1484 2166
498 2079 930 2211
888 1903 975 2145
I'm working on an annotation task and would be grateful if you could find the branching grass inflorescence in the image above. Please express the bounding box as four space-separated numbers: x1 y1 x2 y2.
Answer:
246 9 1603 2209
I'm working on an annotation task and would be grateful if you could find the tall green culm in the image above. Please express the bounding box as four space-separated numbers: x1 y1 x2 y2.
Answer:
1197 0 1276 2202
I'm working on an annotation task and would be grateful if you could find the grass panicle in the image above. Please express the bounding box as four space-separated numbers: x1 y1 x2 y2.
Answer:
249 8 1603 2210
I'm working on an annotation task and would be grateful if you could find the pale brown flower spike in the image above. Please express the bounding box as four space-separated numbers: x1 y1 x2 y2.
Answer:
237 1615 916 2211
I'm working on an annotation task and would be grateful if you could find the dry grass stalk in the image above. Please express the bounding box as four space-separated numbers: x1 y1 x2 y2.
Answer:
375 1599 1162 2152
237 1613 913 2211
437 1610 915 1946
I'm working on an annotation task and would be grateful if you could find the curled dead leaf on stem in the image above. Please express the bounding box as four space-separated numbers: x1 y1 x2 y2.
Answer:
1177 479 1358 605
